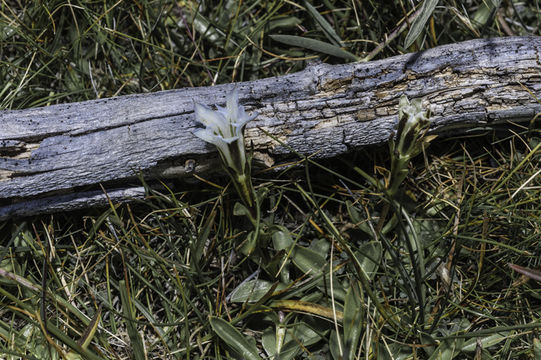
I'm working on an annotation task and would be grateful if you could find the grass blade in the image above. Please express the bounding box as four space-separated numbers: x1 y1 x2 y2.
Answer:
119 280 146 360
508 263 541 282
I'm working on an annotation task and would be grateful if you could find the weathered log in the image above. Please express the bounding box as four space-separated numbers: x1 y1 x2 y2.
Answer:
1 36 540 220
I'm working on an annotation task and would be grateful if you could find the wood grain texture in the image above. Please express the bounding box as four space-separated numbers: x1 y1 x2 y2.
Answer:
1 36 540 220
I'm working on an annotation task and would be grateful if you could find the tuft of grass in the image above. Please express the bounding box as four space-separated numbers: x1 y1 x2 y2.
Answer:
1 123 539 359
1 0 538 110
1 1 540 359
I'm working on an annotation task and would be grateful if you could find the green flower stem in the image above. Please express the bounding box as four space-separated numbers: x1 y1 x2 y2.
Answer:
236 174 254 208
233 173 258 225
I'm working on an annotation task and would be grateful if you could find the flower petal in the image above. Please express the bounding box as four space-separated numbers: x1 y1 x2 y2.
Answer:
226 88 240 123
193 128 218 144
193 128 236 144
233 111 258 132
194 103 227 130
194 129 235 166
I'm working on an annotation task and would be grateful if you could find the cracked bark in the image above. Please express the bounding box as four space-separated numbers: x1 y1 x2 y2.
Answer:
1 36 540 220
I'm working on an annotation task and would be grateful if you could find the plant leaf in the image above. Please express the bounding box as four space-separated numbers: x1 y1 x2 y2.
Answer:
343 283 363 360
508 263 541 282
304 1 342 46
292 245 326 275
329 330 343 360
404 0 439 49
462 332 511 353
65 306 102 360
288 322 321 346
355 241 382 280
268 16 302 31
78 305 102 350
209 316 262 360
534 338 541 359
233 201 251 216
472 0 501 27
278 340 303 360
240 230 258 256
262 322 319 359
261 327 277 358
119 280 146 360
192 209 216 270
270 34 358 61
272 226 293 250
427 339 461 360
229 279 285 303
345 201 372 235
271 300 343 321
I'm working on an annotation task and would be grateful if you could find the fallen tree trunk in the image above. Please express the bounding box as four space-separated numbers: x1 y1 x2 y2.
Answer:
1 36 540 220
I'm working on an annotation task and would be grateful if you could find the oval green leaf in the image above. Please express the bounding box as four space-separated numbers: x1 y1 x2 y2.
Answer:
229 279 285 303
272 227 293 250
209 316 262 360
355 241 382 280
292 245 327 275
343 284 362 360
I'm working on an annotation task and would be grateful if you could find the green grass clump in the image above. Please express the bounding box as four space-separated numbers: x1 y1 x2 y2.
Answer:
1 123 539 359
1 0 540 359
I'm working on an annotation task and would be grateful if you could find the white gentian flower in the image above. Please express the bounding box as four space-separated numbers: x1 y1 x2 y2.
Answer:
193 88 258 209
193 88 258 176
388 95 433 196
396 95 430 158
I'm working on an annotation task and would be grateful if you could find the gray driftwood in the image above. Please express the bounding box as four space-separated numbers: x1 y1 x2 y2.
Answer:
1 36 540 220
